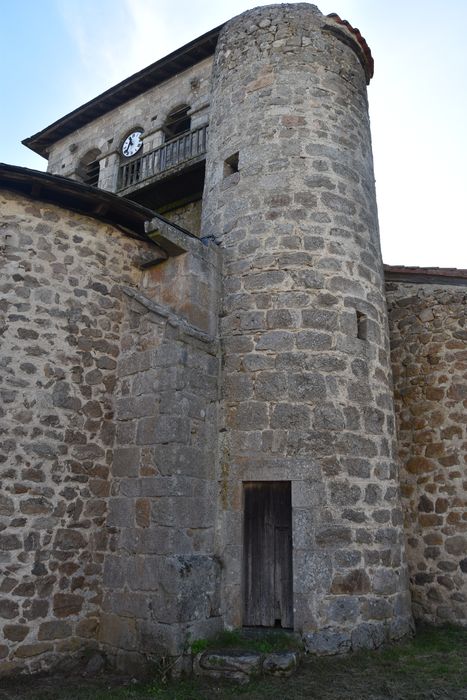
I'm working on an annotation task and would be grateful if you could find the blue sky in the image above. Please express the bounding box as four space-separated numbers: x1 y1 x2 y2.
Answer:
1 0 467 268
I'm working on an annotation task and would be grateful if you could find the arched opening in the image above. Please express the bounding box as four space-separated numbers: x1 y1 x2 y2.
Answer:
162 105 191 142
80 149 101 187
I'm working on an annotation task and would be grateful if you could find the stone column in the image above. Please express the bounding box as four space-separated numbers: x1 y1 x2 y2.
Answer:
202 3 413 651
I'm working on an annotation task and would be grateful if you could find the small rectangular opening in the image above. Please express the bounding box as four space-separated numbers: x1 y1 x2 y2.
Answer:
356 310 368 340
223 152 239 177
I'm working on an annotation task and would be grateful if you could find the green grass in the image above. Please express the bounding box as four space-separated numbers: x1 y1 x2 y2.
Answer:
2 624 466 700
191 628 302 654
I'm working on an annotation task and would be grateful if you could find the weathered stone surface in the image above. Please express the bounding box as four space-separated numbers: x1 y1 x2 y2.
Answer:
0 534 22 550
76 617 99 639
262 651 299 678
99 614 137 651
3 625 29 642
38 621 72 640
53 594 84 618
199 650 261 675
445 536 466 557
84 652 106 675
54 529 86 551
303 628 351 655
387 281 467 626
0 600 19 620
0 495 14 516
351 622 387 650
331 570 370 595
14 643 53 658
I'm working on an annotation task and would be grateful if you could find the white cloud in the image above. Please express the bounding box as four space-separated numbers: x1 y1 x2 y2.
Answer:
55 0 173 102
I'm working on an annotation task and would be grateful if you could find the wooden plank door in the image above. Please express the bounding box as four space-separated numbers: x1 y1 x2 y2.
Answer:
243 482 293 628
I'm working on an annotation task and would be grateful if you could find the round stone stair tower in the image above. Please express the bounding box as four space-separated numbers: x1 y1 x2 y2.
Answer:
202 3 413 652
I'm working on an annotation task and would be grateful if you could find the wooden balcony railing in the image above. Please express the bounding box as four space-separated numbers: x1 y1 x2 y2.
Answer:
117 125 208 191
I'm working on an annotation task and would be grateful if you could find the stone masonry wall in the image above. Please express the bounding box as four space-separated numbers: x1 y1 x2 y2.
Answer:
99 228 222 673
202 4 412 652
386 280 467 625
163 200 203 237
0 189 151 675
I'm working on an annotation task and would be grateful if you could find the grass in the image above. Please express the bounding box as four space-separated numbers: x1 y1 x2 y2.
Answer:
191 628 302 655
1 624 466 700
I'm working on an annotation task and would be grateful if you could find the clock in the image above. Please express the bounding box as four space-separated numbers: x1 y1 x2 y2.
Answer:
121 131 143 157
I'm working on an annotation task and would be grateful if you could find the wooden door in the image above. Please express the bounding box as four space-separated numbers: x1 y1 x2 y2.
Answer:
243 481 293 628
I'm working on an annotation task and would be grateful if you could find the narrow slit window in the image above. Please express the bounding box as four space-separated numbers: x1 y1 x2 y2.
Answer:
223 152 239 177
356 310 368 340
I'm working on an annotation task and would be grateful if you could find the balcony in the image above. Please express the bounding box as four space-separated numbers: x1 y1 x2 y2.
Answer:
117 125 208 192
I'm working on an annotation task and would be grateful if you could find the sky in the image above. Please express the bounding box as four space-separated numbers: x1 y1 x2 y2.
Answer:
1 0 466 269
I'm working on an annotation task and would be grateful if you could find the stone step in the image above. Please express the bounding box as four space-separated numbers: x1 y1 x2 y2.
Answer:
193 649 300 684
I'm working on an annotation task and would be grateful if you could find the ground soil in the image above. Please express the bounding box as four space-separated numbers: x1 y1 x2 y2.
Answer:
0 625 465 700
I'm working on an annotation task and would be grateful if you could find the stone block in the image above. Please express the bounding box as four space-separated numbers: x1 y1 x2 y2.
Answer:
22 599 49 621
0 599 19 619
303 628 351 655
288 372 326 402
136 415 190 445
99 613 137 651
322 596 359 624
316 526 352 547
362 598 393 621
445 536 466 556
302 309 338 330
76 617 99 639
329 481 361 506
136 498 150 528
294 551 332 594
313 404 344 431
14 642 53 658
113 447 140 477
296 331 332 350
3 625 29 642
107 498 134 528
229 402 268 430
196 650 261 682
53 593 83 618
262 651 299 677
331 569 370 594
0 495 14 516
54 529 87 551
84 652 106 675
372 569 399 595
271 403 310 430
351 622 387 650
38 620 72 640
0 534 22 550
254 371 287 401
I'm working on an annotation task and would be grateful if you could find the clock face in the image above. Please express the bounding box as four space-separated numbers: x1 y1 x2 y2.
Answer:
122 131 143 157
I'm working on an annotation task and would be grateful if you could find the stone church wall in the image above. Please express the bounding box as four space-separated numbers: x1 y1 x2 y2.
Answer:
386 279 467 626
0 189 150 674
0 188 221 675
